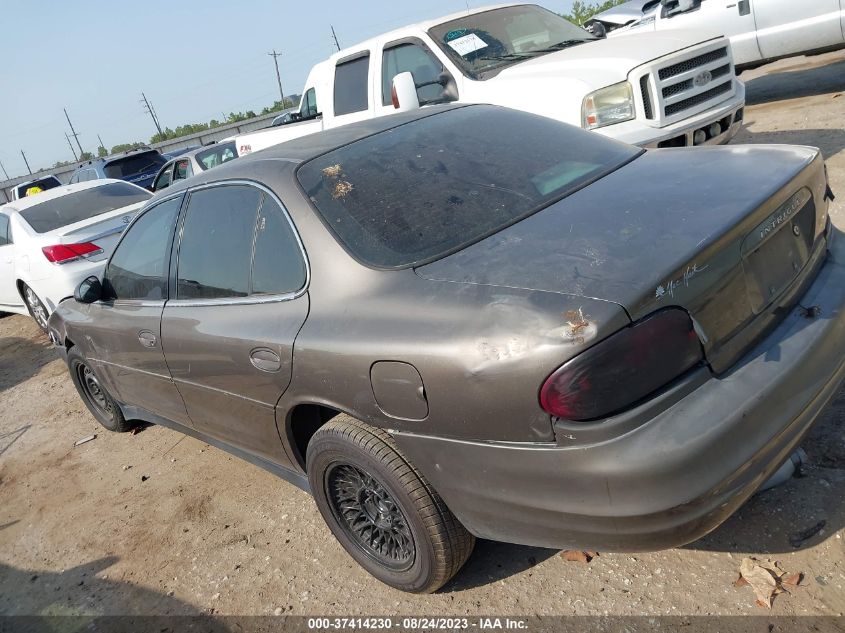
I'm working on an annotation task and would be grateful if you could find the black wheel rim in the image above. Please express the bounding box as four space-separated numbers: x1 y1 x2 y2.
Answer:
326 463 415 571
76 363 112 415
24 286 48 330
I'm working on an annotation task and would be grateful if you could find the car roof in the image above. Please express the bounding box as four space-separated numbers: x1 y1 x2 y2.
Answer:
1 179 139 215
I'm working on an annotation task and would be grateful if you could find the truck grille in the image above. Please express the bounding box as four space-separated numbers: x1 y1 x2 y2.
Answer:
637 42 738 125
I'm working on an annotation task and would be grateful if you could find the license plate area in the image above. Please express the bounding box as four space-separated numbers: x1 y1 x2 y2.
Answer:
742 189 816 314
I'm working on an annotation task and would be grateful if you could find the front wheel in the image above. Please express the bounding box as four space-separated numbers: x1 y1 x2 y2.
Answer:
307 416 475 593
67 346 132 433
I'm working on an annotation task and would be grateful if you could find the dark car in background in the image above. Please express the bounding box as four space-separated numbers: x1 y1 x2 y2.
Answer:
69 148 167 191
151 141 238 192
49 105 845 594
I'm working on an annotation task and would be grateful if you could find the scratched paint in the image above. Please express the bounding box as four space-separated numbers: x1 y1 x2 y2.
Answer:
655 263 709 300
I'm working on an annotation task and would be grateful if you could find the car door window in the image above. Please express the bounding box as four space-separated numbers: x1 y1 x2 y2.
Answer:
103 196 182 301
251 197 307 295
176 185 262 300
0 215 10 246
381 42 447 106
334 54 370 116
300 87 319 118
154 165 174 191
173 159 191 182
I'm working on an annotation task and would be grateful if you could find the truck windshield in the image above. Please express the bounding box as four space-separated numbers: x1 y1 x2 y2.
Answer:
428 5 595 79
297 105 640 269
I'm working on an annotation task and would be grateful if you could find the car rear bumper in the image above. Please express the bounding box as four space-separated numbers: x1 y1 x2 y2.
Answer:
392 229 845 551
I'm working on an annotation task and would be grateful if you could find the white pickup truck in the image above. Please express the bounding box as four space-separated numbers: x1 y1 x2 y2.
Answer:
601 0 845 71
235 3 746 155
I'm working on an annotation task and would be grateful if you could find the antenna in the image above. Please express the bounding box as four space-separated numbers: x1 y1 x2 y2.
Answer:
331 25 341 52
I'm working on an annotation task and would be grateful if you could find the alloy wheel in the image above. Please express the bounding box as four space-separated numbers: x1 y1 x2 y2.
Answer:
24 286 48 331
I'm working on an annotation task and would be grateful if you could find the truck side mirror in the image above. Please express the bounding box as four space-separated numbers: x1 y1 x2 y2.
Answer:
74 276 102 304
585 21 607 38
391 72 421 112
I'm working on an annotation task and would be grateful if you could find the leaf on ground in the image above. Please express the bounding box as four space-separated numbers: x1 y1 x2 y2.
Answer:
561 550 597 563
736 557 804 608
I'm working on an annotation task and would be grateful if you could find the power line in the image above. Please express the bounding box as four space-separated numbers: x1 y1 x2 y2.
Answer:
20 150 32 175
64 108 84 156
141 92 163 136
65 133 79 161
267 50 286 105
331 25 341 51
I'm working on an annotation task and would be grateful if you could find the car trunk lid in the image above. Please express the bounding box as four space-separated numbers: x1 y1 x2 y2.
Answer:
416 145 831 373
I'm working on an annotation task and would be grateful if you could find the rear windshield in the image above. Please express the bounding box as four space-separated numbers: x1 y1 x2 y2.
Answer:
104 151 167 178
16 177 62 198
20 182 152 233
195 141 239 171
297 106 639 268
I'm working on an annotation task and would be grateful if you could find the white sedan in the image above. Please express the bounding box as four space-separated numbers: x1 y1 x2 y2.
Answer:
0 179 151 332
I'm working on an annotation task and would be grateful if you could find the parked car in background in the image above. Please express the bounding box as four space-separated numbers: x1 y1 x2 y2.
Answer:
0 180 151 331
270 110 296 126
607 0 845 70
50 104 843 593
11 175 64 200
69 148 167 191
151 141 238 192
234 3 746 156
584 0 658 35
162 145 201 160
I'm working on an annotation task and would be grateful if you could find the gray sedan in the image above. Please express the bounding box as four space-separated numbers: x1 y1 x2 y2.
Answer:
48 104 845 593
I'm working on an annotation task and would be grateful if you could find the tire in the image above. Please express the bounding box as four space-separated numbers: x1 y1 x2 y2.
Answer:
67 346 132 433
306 416 475 593
21 283 49 334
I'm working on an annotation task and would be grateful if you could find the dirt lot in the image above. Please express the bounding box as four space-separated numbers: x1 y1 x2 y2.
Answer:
1 52 844 620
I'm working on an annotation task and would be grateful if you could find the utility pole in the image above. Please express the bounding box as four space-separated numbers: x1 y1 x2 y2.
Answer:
97 134 106 151
268 49 285 105
0 161 9 180
65 133 79 161
20 150 32 175
141 92 163 136
64 108 84 156
331 25 341 52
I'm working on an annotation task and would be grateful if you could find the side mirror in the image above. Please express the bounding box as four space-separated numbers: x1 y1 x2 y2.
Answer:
74 276 102 304
586 21 607 38
391 72 421 112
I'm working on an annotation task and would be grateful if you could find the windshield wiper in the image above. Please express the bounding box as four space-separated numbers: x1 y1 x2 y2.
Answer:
478 52 538 62
529 39 592 53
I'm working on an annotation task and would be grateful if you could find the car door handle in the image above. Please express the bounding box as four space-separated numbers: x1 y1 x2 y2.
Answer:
138 330 157 348
250 348 282 372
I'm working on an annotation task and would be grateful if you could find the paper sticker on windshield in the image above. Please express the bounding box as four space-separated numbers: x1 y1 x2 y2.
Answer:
447 33 488 57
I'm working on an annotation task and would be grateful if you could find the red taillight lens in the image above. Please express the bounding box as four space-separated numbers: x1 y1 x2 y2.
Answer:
540 309 703 422
42 242 102 264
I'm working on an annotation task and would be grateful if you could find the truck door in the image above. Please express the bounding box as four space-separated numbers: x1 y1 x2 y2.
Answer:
654 0 761 66
754 0 842 59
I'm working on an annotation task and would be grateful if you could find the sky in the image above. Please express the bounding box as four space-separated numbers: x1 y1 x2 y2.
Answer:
0 0 572 179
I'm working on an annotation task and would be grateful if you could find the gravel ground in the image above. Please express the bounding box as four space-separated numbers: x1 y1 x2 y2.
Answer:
1 51 844 620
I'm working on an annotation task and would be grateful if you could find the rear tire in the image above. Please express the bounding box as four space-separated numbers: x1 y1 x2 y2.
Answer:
306 416 474 593
21 283 49 334
67 346 132 433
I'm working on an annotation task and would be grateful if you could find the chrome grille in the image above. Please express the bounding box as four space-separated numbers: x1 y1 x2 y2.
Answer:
665 81 733 117
658 47 728 81
640 75 654 120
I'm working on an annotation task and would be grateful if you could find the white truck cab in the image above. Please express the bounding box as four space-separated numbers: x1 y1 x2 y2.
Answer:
612 0 845 70
235 3 746 155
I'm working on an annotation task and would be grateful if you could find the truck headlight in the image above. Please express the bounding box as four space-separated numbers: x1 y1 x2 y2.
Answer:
582 82 635 130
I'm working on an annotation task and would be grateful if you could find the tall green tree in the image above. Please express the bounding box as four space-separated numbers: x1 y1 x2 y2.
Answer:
97 146 108 158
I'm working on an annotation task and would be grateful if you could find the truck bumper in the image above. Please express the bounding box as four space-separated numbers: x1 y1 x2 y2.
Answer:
392 228 845 551
597 81 746 149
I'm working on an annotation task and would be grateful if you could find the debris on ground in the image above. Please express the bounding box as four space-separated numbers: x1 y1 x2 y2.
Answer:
560 550 598 563
73 434 96 447
141 475 149 482
734 557 804 608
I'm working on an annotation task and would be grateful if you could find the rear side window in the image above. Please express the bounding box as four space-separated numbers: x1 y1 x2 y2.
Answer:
16 177 61 198
194 141 238 171
0 215 10 246
298 106 640 268
251 197 307 295
104 151 167 179
19 182 151 233
104 196 181 301
334 55 369 116
176 185 262 299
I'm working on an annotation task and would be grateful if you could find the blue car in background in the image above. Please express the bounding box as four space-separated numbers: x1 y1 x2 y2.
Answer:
68 148 167 191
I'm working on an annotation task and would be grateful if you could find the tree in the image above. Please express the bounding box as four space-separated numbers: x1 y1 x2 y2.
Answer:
97 146 108 158
111 142 146 154
79 151 94 161
562 0 626 25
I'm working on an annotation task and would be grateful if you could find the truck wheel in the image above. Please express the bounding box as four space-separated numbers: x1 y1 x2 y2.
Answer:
22 283 49 333
67 347 131 433
306 416 474 593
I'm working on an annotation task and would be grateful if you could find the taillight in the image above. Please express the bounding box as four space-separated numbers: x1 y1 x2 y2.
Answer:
42 242 103 264
540 309 703 422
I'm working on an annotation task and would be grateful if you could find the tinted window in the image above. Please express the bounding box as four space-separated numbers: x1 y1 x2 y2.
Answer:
104 196 181 301
20 182 151 233
382 43 445 106
333 55 369 116
177 185 262 300
194 141 238 171
0 215 9 246
104 151 167 178
15 177 61 198
298 106 640 268
300 88 318 118
252 197 306 295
